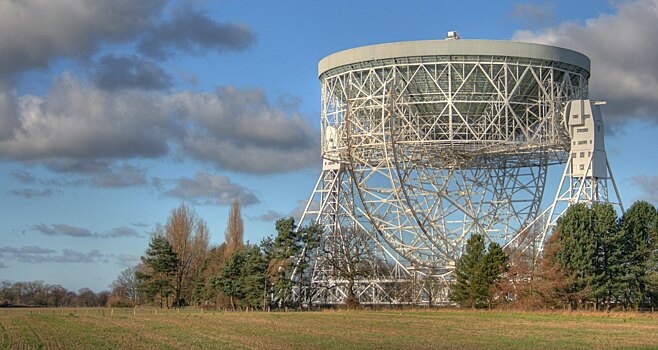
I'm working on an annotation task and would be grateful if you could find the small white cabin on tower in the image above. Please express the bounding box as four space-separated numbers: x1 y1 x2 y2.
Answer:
565 99 607 178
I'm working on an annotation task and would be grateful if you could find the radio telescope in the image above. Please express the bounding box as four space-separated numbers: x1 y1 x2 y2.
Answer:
294 36 620 305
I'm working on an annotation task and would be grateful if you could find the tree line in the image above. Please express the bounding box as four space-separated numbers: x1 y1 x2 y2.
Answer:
110 201 321 310
450 201 658 311
5 199 655 311
0 281 110 308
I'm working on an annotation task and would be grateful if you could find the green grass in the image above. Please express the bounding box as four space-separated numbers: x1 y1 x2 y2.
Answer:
1 308 657 349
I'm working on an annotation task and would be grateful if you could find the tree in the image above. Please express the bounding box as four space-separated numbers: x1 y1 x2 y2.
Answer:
198 244 232 307
619 201 658 309
262 218 320 306
47 285 69 307
450 234 508 309
76 288 97 307
267 220 322 306
187 202 247 308
552 204 598 309
110 266 142 305
239 246 269 309
211 249 245 310
224 199 245 260
420 274 446 308
0 281 82 307
483 242 508 308
137 232 179 308
451 234 487 308
647 269 658 311
96 291 111 307
165 203 209 307
321 227 382 308
267 218 304 261
493 217 552 309
591 203 622 310
211 245 267 310
493 249 540 309
533 227 576 309
527 202 657 311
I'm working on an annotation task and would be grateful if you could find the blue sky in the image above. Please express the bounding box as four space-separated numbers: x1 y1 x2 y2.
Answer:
1 0 657 292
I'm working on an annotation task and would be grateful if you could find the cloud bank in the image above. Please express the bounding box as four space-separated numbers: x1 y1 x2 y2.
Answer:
513 0 658 122
0 0 317 178
164 171 259 206
630 175 658 204
30 224 143 238
0 76 318 174
0 245 105 264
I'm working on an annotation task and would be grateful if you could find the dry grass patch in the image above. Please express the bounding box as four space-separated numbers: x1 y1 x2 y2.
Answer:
0 308 657 349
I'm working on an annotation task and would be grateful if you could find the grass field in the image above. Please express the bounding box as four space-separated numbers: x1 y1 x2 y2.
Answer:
1 308 657 349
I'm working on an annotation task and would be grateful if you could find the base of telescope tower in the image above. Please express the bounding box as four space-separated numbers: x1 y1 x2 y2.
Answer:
291 162 451 306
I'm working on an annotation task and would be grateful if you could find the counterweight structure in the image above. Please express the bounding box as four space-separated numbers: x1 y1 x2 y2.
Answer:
293 39 619 305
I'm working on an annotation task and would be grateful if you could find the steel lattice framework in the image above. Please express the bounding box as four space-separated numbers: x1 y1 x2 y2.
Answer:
295 39 592 305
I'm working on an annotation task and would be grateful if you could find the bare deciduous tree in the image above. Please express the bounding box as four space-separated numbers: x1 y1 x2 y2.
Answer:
224 199 245 260
165 203 209 306
110 265 142 304
323 227 380 308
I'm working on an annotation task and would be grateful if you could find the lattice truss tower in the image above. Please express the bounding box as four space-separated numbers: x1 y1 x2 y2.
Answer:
293 39 620 305
533 99 624 251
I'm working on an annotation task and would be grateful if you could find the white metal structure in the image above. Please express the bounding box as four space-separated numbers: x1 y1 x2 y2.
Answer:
532 99 623 253
294 38 609 305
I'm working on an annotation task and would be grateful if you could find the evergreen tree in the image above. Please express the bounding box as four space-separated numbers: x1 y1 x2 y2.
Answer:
202 245 230 307
533 201 658 311
649 206 658 310
272 218 303 259
591 203 622 310
262 217 318 305
450 234 507 308
647 270 658 311
619 201 658 309
137 233 179 308
211 245 267 310
451 234 487 308
240 246 269 308
554 204 597 308
191 259 209 306
211 249 245 310
483 242 508 308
